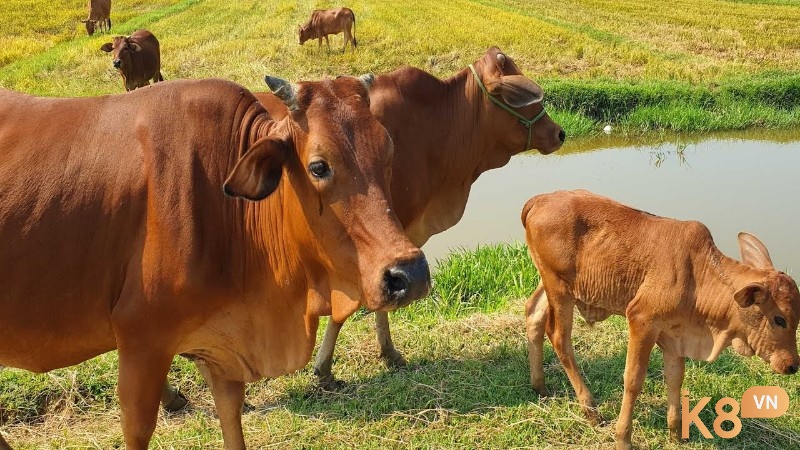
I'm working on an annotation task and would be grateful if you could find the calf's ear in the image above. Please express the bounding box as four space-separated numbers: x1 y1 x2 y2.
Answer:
738 232 775 269
129 43 142 52
100 43 113 52
224 136 290 201
734 282 767 308
486 75 544 108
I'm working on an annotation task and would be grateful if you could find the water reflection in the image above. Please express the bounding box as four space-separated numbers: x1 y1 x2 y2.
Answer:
422 130 800 275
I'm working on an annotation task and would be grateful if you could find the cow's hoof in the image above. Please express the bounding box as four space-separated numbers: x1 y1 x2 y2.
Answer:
162 390 189 412
586 408 608 427
533 385 551 398
381 349 407 369
317 376 346 392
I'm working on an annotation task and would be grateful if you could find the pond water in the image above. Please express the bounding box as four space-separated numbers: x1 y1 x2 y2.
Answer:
422 128 800 275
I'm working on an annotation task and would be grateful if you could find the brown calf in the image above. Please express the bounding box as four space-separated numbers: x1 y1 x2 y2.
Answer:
299 7 357 52
100 30 163 92
82 0 111 35
523 190 799 450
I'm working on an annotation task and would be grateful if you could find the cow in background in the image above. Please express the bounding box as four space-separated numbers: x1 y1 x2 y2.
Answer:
100 30 163 92
82 0 111 36
523 189 799 450
299 7 357 52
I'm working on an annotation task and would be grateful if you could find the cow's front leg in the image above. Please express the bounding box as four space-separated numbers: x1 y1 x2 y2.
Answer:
376 311 406 368
615 317 659 450
663 350 685 442
197 363 246 450
117 345 174 450
314 319 346 391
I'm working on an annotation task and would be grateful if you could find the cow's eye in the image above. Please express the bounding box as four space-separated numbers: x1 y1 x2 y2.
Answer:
774 316 787 329
308 160 331 179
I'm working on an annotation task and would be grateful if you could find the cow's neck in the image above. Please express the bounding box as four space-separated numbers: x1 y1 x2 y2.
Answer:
693 246 768 360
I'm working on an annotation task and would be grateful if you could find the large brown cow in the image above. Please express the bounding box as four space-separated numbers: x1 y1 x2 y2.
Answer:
0 76 430 449
298 7 357 52
82 0 111 36
522 190 799 450
100 30 164 92
237 47 563 392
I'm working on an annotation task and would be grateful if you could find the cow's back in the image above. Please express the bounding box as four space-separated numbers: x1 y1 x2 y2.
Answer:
523 190 712 315
87 0 110 20
0 80 258 371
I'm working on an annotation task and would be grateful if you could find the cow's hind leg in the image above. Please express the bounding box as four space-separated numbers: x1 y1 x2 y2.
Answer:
314 319 346 391
376 311 406 368
545 286 604 425
197 363 246 450
525 284 550 396
160 380 188 412
117 345 174 449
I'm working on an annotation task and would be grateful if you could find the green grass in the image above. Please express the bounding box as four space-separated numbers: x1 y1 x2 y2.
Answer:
2 243 798 449
2 0 800 136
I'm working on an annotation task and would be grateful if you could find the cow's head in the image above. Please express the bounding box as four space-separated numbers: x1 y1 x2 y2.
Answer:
732 232 800 375
100 36 140 72
82 19 97 36
298 25 311 45
224 75 430 312
470 47 564 165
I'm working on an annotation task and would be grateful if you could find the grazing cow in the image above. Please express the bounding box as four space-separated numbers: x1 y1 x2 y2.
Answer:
298 7 357 52
522 190 799 450
82 0 111 36
243 46 564 392
100 30 163 92
0 76 430 449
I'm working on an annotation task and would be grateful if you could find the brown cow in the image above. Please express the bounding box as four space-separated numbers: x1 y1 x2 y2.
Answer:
82 0 111 36
522 190 799 450
0 76 429 449
237 47 563 392
298 7 357 52
100 30 163 92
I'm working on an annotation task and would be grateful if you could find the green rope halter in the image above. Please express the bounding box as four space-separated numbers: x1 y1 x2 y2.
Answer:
468 64 547 152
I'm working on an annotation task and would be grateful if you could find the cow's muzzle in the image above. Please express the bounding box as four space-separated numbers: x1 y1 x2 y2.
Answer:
113 59 121 69
382 254 431 308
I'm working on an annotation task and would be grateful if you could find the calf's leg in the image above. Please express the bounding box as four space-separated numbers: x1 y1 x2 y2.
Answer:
0 431 10 450
314 319 346 390
525 285 550 396
160 380 188 412
376 311 406 368
197 363 246 450
614 317 659 450
545 289 603 424
663 350 685 442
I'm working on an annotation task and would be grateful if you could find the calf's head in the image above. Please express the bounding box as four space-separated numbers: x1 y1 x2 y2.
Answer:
100 36 140 72
471 47 564 165
732 232 800 375
298 25 311 45
82 19 97 36
224 75 430 311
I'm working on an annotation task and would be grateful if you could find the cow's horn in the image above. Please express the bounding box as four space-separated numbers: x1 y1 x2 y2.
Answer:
497 53 507 65
264 75 297 109
358 73 375 91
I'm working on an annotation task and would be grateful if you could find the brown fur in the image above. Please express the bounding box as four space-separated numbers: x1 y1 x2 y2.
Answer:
0 77 429 449
298 7 357 52
82 0 111 35
523 189 800 449
100 30 163 92
249 47 565 389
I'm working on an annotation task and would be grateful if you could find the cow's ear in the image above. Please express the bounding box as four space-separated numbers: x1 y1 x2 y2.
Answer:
734 282 767 308
129 43 142 52
223 137 289 201
738 232 775 269
100 43 113 52
486 75 544 108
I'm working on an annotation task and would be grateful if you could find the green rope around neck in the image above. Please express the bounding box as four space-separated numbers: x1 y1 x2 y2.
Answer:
468 64 547 152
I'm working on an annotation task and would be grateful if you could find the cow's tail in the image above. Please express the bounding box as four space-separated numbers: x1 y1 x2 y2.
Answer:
352 14 357 48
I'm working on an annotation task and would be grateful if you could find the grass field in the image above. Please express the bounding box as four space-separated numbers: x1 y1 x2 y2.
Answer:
1 0 800 136
1 244 799 449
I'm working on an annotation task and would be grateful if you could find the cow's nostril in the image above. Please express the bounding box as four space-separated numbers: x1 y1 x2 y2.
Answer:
113 60 121 68
383 254 431 307
384 268 409 298
558 130 566 143
788 365 798 375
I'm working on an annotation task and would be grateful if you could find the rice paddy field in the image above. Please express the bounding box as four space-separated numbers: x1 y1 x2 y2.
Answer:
1 1 800 448
1 0 800 135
